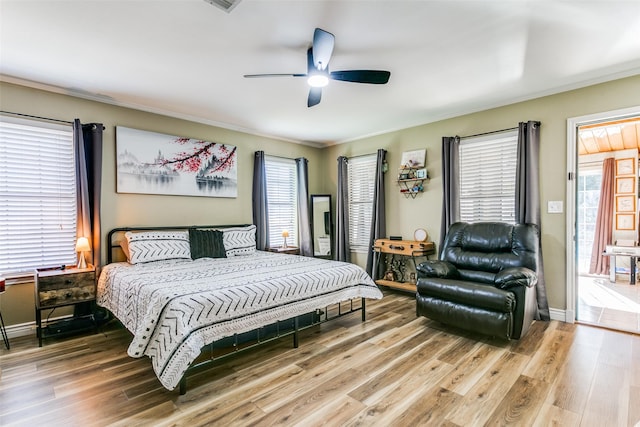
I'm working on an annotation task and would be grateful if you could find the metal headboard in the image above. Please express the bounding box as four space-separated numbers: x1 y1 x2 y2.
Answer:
107 224 251 264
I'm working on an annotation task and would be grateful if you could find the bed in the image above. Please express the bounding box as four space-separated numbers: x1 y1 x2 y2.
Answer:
97 224 383 394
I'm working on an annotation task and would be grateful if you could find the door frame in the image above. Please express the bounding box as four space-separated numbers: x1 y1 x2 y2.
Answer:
566 105 640 323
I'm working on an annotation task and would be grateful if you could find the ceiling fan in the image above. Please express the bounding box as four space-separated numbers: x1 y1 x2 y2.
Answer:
244 28 391 107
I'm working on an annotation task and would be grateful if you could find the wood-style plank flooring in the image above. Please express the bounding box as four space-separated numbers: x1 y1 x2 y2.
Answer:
1 290 639 426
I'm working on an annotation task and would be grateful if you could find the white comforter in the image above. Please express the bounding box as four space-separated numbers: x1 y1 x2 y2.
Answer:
97 251 382 390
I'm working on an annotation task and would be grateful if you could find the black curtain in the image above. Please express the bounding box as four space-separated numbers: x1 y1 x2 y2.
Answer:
335 156 350 262
73 120 103 270
515 120 550 321
72 120 103 320
439 136 460 256
252 151 269 250
366 149 387 276
296 157 313 256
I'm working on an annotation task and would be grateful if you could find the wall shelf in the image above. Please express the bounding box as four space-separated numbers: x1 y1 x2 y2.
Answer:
397 166 427 198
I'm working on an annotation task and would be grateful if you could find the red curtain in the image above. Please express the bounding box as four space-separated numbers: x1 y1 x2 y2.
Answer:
589 158 615 274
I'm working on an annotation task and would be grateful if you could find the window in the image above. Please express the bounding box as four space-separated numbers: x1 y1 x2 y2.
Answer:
265 156 298 247
577 167 602 273
0 116 77 275
347 154 377 252
459 130 518 223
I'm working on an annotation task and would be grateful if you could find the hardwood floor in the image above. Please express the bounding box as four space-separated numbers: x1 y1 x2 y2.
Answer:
1 290 639 426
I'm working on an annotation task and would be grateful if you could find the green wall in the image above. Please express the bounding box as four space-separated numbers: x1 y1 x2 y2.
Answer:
0 81 323 327
1 74 640 329
326 74 640 313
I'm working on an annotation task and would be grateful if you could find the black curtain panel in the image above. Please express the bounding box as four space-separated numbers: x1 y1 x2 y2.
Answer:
73 119 103 270
335 156 350 262
439 136 460 256
296 157 313 256
366 149 387 276
515 120 550 321
252 151 269 250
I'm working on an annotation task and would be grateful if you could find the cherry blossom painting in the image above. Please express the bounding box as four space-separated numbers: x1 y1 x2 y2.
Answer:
116 127 237 198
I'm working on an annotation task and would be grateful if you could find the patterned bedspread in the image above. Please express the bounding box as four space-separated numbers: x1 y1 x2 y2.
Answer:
97 251 382 390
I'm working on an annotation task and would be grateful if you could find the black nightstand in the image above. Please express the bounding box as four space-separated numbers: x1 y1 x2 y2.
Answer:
34 265 97 347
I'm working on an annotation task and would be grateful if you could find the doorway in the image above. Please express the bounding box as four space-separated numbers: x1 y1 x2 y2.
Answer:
568 108 640 334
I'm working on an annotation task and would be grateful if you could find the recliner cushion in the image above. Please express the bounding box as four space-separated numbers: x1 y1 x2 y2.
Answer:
417 278 515 313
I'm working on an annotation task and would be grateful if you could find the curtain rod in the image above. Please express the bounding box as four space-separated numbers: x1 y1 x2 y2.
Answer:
337 152 377 161
0 110 74 125
458 126 519 140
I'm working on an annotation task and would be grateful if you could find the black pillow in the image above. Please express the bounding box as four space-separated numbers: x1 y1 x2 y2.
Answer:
189 229 226 259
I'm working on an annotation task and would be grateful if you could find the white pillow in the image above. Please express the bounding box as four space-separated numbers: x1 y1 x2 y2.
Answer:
125 230 191 264
223 225 257 257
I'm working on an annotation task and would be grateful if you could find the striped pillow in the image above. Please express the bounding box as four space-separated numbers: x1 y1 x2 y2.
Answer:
125 231 191 264
223 225 257 257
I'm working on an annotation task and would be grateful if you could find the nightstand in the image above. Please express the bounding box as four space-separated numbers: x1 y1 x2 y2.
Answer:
34 265 97 347
267 246 300 255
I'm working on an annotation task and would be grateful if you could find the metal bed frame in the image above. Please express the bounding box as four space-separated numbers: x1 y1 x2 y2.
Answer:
104 224 368 395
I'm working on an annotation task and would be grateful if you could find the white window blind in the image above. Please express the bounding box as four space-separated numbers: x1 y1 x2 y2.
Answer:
347 154 377 252
0 116 77 274
459 130 518 223
265 156 298 247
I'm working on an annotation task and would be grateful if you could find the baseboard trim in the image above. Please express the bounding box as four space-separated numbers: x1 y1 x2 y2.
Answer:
4 314 74 339
549 307 570 322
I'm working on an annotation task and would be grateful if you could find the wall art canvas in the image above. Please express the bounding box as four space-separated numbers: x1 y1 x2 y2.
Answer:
400 149 426 168
116 127 237 198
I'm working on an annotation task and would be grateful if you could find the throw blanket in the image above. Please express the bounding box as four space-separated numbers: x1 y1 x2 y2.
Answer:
97 251 382 390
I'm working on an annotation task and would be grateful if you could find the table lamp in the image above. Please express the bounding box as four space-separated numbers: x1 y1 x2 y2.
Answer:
76 237 91 269
281 230 289 248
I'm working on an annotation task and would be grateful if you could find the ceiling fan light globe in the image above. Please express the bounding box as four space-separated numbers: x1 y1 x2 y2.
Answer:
308 74 329 88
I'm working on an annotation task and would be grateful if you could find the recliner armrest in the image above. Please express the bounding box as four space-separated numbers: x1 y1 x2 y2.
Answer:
494 267 537 290
416 260 459 279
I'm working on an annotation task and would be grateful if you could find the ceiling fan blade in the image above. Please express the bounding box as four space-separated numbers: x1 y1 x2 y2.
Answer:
312 28 334 70
244 73 306 78
308 87 322 107
330 70 391 84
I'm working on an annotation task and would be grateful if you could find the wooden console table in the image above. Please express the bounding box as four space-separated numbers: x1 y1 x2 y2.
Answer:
372 238 435 292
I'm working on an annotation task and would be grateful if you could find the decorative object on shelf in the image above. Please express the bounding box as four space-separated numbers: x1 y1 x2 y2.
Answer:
400 149 426 168
116 126 238 198
75 237 91 269
281 230 289 248
397 165 427 199
414 228 428 242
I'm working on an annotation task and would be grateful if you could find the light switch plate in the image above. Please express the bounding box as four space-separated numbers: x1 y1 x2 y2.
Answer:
547 201 563 213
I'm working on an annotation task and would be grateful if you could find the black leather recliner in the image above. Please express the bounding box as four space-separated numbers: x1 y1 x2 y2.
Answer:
416 222 539 340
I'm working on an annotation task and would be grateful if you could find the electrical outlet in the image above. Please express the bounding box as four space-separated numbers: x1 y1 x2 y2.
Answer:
547 201 563 213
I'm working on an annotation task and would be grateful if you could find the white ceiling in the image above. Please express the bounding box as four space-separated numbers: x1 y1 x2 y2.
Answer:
1 0 640 146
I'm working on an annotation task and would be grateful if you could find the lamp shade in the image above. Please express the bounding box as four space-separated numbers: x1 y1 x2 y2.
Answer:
75 237 91 252
281 230 289 238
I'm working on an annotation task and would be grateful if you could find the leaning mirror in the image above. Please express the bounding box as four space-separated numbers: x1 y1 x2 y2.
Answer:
310 194 332 258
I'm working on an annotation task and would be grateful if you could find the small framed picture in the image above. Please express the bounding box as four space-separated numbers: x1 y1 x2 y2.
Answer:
616 176 635 194
616 213 636 230
400 149 426 168
616 195 636 212
616 158 635 176
415 168 427 179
